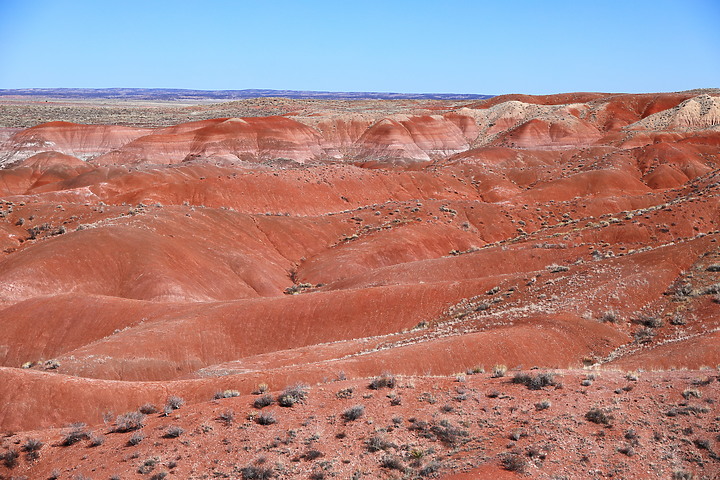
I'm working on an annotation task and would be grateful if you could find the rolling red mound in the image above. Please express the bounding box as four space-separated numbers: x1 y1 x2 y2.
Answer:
1 91 719 479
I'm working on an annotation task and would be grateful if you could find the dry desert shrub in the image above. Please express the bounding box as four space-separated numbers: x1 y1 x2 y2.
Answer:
253 394 275 409
61 423 91 446
1 448 19 468
342 404 365 422
634 327 656 343
165 395 184 410
409 419 468 446
419 460 441 476
512 372 556 390
21 437 43 453
366 434 395 452
633 314 664 328
278 383 309 407
547 263 569 273
682 388 702 399
138 403 158 414
213 389 240 399
164 425 184 438
585 407 613 425
336 387 354 399
380 454 405 472
491 364 508 378
241 464 275 479
369 372 396 390
302 450 323 461
256 412 277 425
89 434 105 447
501 453 527 473
218 409 235 425
114 411 146 432
253 383 269 394
599 310 620 323
127 431 145 446
672 470 694 480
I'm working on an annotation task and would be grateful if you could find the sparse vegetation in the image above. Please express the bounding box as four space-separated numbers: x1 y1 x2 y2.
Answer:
491 364 508 378
618 445 635 456
634 327 656 343
682 388 702 399
253 394 275 409
599 310 620 323
366 434 395 452
164 425 184 438
1 448 19 468
380 455 405 472
409 418 468 446
138 403 158 414
512 371 556 390
3 92 720 480
671 313 688 325
165 395 184 410
241 464 275 479
336 387 354 399
586 408 613 425
61 423 91 446
256 412 277 425
547 264 569 273
278 383 309 407
693 439 711 450
127 431 145 446
214 389 240 399
138 457 159 474
501 453 526 473
369 373 396 390
303 450 323 460
419 460 441 476
672 470 694 480
22 437 43 453
219 409 235 425
114 411 146 432
342 404 365 422
633 314 664 328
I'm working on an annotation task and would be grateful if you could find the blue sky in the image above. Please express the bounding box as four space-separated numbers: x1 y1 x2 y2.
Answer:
0 0 718 94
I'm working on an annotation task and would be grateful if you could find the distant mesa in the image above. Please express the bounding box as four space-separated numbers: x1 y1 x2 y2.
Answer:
0 87 493 101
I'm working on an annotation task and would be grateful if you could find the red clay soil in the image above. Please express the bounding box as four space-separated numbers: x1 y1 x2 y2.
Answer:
0 91 719 479
1 371 718 480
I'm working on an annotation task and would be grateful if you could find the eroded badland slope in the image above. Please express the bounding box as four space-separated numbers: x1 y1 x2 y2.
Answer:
0 91 719 479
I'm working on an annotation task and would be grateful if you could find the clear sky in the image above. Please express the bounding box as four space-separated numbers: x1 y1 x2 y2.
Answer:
0 0 718 95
